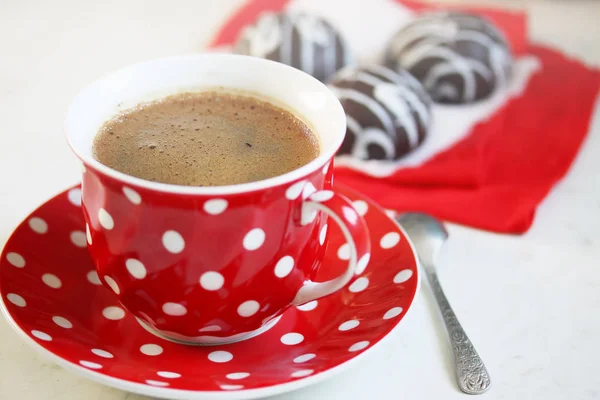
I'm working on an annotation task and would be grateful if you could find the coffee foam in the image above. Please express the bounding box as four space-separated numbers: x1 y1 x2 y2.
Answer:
93 91 320 186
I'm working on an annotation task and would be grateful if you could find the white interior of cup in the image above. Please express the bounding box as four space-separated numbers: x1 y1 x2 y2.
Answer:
65 53 346 195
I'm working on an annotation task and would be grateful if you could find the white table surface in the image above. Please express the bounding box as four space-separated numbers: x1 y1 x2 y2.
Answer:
1 0 599 399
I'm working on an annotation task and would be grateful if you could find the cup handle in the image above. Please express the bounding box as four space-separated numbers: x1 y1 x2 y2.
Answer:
292 190 371 305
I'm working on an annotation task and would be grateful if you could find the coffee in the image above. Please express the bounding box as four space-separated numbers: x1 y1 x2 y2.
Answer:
92 90 320 186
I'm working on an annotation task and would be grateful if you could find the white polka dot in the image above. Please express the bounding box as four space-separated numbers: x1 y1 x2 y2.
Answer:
286 180 306 200
162 230 185 253
338 320 360 331
126 259 147 279
301 205 318 226
199 271 224 291
393 269 413 284
42 273 62 289
79 360 102 369
342 207 358 224
91 349 113 358
349 277 369 293
297 300 317 311
98 209 114 230
349 341 370 352
140 344 163 356
199 325 222 333
29 217 48 234
86 223 92 245
31 330 52 341
52 316 72 329
281 332 304 345
103 276 120 295
352 200 368 216
380 232 401 249
291 369 314 378
310 190 334 202
384 307 404 320
337 243 350 260
157 371 181 379
293 353 316 363
162 302 187 316
385 209 397 218
226 372 250 380
6 252 25 268
122 187 142 205
6 293 26 307
322 162 331 174
146 380 168 387
67 188 82 206
102 306 125 320
302 182 317 200
208 351 233 363
221 385 243 390
237 300 260 317
274 256 294 278
243 228 265 251
87 270 101 285
70 231 87 248
319 224 328 245
356 253 370 275
203 199 228 215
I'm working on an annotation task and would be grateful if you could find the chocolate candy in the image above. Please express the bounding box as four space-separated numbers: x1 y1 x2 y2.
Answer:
234 12 352 82
329 65 432 160
385 12 512 104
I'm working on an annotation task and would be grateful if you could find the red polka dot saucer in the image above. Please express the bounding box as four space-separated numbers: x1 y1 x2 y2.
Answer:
0 183 419 399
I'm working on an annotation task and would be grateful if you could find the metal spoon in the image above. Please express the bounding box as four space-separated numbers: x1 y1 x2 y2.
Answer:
397 212 491 395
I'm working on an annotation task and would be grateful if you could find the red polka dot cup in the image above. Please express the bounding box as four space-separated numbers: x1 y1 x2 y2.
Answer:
65 54 371 345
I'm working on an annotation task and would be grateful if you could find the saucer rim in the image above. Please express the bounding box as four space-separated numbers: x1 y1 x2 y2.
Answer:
0 184 420 400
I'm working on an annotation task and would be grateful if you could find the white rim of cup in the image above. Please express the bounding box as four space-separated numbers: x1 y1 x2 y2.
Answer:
65 53 346 195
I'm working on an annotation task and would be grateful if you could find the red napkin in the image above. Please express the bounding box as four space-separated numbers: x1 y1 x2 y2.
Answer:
209 0 600 234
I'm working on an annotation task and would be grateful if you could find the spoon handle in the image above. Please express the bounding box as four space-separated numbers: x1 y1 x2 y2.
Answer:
426 269 491 395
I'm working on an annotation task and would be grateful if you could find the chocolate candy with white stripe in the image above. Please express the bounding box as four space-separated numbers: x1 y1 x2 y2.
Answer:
385 12 512 104
329 65 432 160
234 12 352 82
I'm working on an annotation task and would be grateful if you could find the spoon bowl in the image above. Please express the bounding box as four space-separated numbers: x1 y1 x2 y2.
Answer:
397 213 448 268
